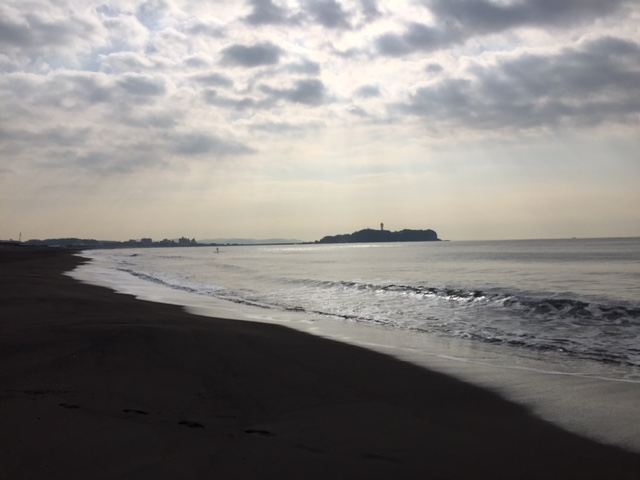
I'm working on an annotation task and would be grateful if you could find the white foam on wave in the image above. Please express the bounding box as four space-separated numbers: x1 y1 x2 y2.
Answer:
70 251 640 453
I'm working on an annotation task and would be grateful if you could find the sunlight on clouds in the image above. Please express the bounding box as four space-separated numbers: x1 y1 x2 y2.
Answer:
1 0 639 241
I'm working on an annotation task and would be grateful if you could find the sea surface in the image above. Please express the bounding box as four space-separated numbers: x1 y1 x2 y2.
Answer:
75 237 640 383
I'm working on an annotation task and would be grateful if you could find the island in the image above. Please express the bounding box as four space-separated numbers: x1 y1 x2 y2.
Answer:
316 225 440 244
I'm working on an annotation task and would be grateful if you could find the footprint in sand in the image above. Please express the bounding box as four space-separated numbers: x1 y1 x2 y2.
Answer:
179 420 205 429
245 429 274 437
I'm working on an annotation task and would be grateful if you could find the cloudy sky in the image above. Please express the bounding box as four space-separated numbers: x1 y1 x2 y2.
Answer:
1 0 639 242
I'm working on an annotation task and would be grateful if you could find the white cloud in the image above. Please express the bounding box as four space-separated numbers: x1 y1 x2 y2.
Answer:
221 41 285 67
261 78 327 105
398 36 640 132
0 2 107 53
1 0 639 240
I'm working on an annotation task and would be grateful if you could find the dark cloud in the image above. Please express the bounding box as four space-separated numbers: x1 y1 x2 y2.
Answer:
0 11 33 47
221 42 284 67
376 24 441 56
171 132 255 156
202 89 262 111
76 73 157 105
118 111 178 129
1 71 173 128
376 23 449 56
0 131 169 175
117 74 166 96
348 106 369 117
261 79 327 105
43 131 254 175
192 72 234 88
2 118 248 177
305 0 352 30
243 0 302 26
243 0 381 30
0 126 92 152
183 55 211 68
0 72 112 110
375 33 410 56
360 0 382 22
377 0 625 57
73 151 124 173
249 120 323 134
64 143 170 175
186 22 225 37
286 60 321 75
428 0 623 33
74 76 112 104
0 6 101 50
355 85 381 98
398 37 640 130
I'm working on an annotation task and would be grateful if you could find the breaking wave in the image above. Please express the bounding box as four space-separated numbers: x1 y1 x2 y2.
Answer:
117 267 640 367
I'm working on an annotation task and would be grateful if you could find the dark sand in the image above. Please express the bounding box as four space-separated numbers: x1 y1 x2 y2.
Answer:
1 246 639 479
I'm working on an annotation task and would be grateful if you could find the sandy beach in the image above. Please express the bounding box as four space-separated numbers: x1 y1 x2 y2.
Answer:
1 246 639 479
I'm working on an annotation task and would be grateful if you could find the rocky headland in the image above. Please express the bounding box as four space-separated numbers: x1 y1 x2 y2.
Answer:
317 228 440 244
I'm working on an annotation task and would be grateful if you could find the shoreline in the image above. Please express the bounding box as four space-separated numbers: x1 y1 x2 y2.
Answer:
74 245 640 453
1 246 639 479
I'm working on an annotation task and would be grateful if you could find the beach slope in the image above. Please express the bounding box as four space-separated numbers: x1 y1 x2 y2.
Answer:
1 246 638 479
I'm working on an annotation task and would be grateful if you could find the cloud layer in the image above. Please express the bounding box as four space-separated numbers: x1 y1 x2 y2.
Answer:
1 0 639 240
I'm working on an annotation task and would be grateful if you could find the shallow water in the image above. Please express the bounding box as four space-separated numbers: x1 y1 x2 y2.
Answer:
71 238 640 451
78 238 640 379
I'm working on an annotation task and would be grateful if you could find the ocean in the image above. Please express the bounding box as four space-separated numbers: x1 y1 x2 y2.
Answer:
75 238 639 377
72 237 640 450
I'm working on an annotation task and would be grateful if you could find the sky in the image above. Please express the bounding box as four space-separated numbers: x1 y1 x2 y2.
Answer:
1 0 639 242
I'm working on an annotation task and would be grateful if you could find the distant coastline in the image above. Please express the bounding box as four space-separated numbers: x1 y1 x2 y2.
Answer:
14 237 302 249
315 227 440 244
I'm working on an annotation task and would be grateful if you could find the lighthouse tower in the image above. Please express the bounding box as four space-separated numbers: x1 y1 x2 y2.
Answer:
380 223 384 231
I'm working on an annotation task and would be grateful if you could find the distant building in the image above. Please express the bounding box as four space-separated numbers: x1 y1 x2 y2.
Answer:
178 237 197 246
140 238 153 245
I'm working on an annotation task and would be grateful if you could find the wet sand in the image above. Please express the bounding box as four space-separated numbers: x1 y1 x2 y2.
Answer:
1 245 639 479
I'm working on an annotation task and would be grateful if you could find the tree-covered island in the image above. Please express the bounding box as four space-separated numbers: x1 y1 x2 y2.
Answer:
316 227 440 244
